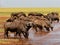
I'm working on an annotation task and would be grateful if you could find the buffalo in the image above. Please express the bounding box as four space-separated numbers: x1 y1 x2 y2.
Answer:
11 12 26 18
4 17 34 39
27 15 53 32
47 12 59 23
4 12 55 39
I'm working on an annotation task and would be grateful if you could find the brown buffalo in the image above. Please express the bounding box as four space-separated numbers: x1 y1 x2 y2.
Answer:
47 12 59 23
27 15 53 32
4 17 34 39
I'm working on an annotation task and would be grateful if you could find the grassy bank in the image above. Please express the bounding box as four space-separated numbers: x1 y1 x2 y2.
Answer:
0 8 60 16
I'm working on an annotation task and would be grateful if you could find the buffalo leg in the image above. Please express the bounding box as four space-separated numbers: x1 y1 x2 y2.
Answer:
33 25 38 32
38 25 43 32
15 31 21 38
57 18 59 23
44 26 50 32
4 30 8 38
51 27 53 31
23 32 29 39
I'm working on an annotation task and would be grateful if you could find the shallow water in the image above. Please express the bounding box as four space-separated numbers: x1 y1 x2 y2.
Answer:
0 21 60 45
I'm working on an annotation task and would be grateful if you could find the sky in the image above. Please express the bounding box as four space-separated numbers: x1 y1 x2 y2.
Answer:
0 0 60 8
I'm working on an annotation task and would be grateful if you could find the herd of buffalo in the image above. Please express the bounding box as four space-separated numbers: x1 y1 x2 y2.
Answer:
4 12 59 39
